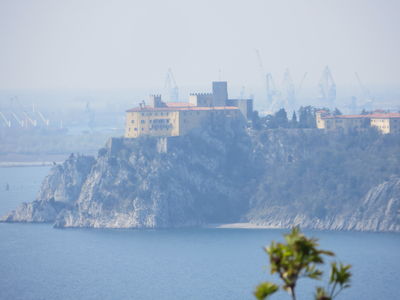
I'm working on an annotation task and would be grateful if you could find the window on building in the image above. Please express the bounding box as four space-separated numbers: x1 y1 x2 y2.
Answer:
141 120 145 124
134 128 138 131
131 120 135 124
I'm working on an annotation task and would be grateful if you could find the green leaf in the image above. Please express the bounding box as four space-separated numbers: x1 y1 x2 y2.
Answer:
329 262 352 287
315 287 331 300
254 282 279 300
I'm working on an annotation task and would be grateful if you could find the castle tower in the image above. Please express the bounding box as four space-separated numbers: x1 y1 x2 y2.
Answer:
212 81 228 106
149 95 165 108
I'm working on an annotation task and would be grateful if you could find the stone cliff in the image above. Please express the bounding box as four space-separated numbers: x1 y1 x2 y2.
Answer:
3 119 253 228
2 124 400 232
247 176 400 232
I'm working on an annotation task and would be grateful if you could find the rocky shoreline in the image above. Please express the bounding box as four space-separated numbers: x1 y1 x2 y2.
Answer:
2 126 400 232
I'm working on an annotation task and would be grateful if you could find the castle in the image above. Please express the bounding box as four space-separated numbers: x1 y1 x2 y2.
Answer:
316 110 400 134
125 81 253 138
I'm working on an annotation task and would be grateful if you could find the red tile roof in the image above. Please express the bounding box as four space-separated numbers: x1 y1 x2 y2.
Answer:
368 113 400 119
322 114 370 119
322 113 400 119
165 102 195 107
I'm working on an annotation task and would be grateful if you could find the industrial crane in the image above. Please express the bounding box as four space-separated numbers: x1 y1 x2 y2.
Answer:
164 68 179 102
255 49 281 112
23 111 37 127
0 112 11 127
355 72 374 106
281 69 296 109
36 110 50 126
12 112 24 127
297 72 308 94
318 66 336 106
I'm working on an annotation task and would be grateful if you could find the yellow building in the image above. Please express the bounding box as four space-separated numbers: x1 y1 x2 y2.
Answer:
316 111 400 134
125 95 240 138
315 110 328 129
370 113 400 134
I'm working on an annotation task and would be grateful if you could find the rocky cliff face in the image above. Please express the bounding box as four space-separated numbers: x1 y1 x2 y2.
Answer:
3 119 253 228
245 129 400 232
246 176 400 232
2 125 400 232
2 155 95 223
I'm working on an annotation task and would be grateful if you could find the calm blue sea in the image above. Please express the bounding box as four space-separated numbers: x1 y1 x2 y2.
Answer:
0 166 399 300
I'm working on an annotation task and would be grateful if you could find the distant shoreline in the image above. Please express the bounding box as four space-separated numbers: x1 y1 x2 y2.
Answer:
205 223 279 229
0 161 62 168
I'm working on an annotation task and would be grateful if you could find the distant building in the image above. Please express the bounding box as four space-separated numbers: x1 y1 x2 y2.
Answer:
370 114 400 134
125 81 252 138
316 111 400 134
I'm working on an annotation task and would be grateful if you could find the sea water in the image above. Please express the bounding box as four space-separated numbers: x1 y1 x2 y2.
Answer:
0 166 399 300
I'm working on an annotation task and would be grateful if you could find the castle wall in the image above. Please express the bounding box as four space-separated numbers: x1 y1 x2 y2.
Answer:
189 93 214 107
226 99 253 120
178 109 213 135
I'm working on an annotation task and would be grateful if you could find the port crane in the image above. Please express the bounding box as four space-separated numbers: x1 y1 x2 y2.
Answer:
0 112 11 127
355 72 374 107
255 49 281 112
164 68 179 102
297 72 308 94
23 111 37 127
36 110 50 126
32 103 50 126
281 69 296 110
318 66 336 107
12 112 24 127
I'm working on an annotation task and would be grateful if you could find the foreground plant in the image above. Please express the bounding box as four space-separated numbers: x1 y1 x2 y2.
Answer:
254 227 351 300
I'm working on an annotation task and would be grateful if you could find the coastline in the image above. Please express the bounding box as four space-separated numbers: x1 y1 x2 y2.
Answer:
206 222 279 229
0 161 62 168
0 154 69 168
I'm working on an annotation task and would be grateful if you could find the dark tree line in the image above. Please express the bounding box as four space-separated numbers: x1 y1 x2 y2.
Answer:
252 106 343 130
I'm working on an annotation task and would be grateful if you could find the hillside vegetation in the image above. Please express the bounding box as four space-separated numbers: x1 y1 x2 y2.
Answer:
3 118 400 231
247 128 400 230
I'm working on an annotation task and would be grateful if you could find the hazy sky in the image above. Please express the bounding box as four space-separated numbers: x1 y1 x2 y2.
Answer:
0 0 399 91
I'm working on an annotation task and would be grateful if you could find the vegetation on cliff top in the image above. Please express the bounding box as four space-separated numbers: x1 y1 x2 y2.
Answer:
247 126 400 222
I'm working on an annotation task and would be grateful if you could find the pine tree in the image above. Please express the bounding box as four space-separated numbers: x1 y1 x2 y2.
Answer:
291 111 298 128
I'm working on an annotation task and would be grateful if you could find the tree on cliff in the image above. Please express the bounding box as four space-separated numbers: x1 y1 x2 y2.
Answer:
298 106 316 128
290 111 298 128
265 109 289 129
333 108 342 116
254 228 351 300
